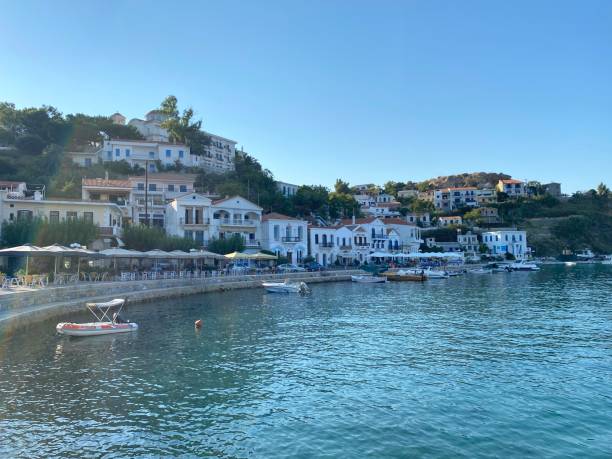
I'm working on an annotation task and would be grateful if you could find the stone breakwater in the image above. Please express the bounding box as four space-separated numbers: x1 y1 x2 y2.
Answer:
0 270 363 332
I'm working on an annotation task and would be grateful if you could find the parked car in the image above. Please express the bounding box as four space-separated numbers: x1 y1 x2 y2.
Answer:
277 263 306 273
302 261 325 272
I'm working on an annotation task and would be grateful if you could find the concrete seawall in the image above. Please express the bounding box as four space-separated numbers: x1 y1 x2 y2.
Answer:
0 270 363 332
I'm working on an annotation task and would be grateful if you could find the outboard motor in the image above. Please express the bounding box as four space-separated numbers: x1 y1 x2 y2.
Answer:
112 312 127 324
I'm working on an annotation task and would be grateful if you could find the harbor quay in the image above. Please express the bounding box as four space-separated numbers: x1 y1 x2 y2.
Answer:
0 270 363 332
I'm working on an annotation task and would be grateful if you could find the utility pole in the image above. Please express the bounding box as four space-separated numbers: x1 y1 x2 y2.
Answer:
144 160 149 227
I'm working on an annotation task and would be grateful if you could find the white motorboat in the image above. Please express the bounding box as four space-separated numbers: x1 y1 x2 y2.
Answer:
602 256 612 265
399 268 449 279
56 299 138 337
509 260 540 271
262 280 310 294
351 275 387 283
470 268 493 274
564 261 577 267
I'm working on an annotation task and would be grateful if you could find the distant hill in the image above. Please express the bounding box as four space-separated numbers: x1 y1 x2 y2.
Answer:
419 172 511 190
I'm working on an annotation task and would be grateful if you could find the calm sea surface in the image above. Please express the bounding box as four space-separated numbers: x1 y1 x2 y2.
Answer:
1 265 611 458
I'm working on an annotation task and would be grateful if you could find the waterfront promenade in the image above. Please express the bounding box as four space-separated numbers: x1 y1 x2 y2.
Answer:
0 269 363 332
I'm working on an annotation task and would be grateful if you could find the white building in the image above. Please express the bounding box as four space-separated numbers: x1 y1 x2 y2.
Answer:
100 138 191 172
496 179 527 198
406 212 431 227
261 213 308 264
125 110 237 173
165 194 263 249
437 216 463 227
481 229 528 259
276 181 299 198
0 188 123 249
309 217 421 267
457 231 480 256
82 173 197 227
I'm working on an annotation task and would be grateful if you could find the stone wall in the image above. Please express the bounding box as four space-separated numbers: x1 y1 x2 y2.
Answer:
0 270 363 331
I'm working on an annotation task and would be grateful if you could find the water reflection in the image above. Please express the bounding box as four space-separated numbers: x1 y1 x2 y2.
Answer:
0 265 611 458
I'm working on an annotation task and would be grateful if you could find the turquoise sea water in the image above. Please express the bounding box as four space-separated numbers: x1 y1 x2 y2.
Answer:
0 265 611 458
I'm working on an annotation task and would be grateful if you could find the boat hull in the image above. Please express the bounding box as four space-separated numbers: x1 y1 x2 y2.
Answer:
262 282 309 294
56 322 138 336
382 272 426 282
351 275 387 283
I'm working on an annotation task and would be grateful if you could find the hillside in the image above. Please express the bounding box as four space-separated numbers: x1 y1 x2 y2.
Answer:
419 172 511 190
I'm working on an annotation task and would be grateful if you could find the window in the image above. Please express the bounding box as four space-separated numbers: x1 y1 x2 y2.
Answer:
84 158 92 167
17 210 33 220
179 185 187 193
149 184 157 192
137 183 144 191
166 149 171 158
274 225 280 241
149 151 155 159
149 163 155 172
179 150 184 158
115 148 120 157
106 151 112 159
125 149 130 157
315 234 319 244
167 184 175 192
298 226 303 240
83 212 94 223
66 211 77 221
49 211 60 223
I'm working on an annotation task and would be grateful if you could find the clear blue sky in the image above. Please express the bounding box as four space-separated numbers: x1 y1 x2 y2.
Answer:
1 0 611 193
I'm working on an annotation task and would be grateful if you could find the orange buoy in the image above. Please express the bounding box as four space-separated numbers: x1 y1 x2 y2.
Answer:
194 319 203 329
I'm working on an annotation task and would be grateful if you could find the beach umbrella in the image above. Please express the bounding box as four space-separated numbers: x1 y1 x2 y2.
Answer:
224 251 251 260
248 252 278 260
0 244 51 275
41 244 77 278
143 249 172 270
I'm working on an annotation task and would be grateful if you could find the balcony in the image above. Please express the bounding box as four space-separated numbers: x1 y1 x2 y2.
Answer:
339 245 353 251
354 242 370 247
282 236 301 242
180 217 211 226
218 218 256 226
244 240 261 248
318 242 334 248
372 233 388 239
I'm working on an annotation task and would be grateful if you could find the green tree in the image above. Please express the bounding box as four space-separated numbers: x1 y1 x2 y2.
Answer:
596 182 610 199
334 178 351 194
207 234 245 254
159 96 210 154
122 225 199 251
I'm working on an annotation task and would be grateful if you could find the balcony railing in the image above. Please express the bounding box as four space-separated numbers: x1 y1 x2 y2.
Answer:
244 240 261 248
180 217 211 225
318 242 334 248
339 245 353 251
372 234 388 239
282 236 301 242
354 242 369 247
218 218 256 226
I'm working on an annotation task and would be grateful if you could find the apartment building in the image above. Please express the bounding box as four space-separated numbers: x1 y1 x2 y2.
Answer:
496 179 527 198
260 213 308 263
482 229 528 259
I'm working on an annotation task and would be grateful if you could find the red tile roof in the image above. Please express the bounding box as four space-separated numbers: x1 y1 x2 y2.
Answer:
82 178 131 188
262 212 300 221
499 179 524 184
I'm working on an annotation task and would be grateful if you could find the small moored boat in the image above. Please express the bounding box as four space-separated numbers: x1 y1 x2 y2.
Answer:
56 299 138 337
382 271 426 282
351 275 387 283
509 260 540 271
262 280 310 294
602 255 612 265
470 268 493 274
